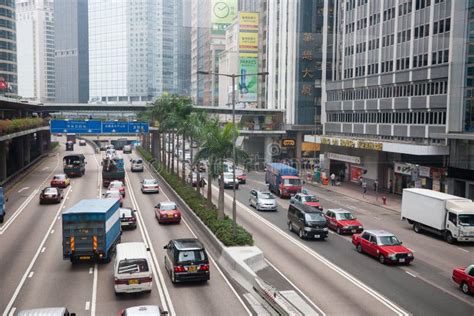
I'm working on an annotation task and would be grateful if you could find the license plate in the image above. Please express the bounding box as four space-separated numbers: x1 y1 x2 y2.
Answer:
314 235 320 238
167 214 173 218
351 229 356 233
128 279 139 285
399 259 405 263
79 256 90 260
188 265 197 273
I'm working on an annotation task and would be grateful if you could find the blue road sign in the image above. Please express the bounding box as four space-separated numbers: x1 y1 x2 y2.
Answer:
129 122 149 133
49 120 149 134
50 120 102 134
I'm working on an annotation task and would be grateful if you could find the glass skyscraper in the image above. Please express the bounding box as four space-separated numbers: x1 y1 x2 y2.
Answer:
0 0 16 95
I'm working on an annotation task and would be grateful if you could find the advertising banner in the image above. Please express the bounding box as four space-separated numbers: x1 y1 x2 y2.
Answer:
211 0 238 34
238 57 258 102
239 32 258 52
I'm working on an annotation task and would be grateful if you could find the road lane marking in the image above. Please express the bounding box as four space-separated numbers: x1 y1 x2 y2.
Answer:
7 308 14 316
457 247 469 253
17 187 29 193
85 301 90 311
91 264 98 316
0 189 38 235
2 186 71 316
213 183 409 316
125 173 175 316
28 272 34 278
405 271 417 278
265 258 326 315
89 267 93 274
50 229 54 234
41 247 46 253
42 167 49 171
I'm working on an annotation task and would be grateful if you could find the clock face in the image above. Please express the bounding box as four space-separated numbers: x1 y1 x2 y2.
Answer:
213 2 230 19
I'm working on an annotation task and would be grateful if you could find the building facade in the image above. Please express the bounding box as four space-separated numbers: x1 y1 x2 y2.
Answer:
16 0 55 102
317 0 474 198
0 0 17 95
54 0 89 103
89 0 179 103
177 0 191 96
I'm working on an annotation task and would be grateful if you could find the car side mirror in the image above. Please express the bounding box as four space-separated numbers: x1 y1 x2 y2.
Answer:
134 210 137 213
399 241 403 245
146 247 151 251
163 245 167 249
155 204 160 208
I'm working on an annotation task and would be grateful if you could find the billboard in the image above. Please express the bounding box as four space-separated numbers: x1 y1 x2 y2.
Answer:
238 57 258 102
239 12 259 30
239 32 258 53
211 0 238 35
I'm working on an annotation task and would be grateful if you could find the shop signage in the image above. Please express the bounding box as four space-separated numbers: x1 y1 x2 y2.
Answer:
321 137 383 151
281 139 296 147
419 166 431 178
327 152 361 164
394 162 412 175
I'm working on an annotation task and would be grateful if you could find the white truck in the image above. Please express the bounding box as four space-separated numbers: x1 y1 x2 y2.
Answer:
401 188 474 243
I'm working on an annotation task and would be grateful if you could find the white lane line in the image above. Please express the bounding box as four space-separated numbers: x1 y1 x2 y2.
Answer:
457 247 469 253
42 167 49 171
85 301 90 311
7 308 14 316
28 272 34 278
214 183 409 316
265 258 326 315
17 187 30 193
2 186 72 316
41 247 46 253
405 271 417 278
91 264 98 316
181 217 252 316
125 173 175 316
50 229 54 234
89 267 93 274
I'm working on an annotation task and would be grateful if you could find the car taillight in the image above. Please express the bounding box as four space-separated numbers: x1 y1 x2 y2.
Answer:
199 264 209 271
130 217 136 221
174 265 186 273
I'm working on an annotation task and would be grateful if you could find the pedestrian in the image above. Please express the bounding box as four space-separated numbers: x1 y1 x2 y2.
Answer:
389 179 393 194
339 169 345 182
362 180 367 197
373 179 378 192
330 173 336 186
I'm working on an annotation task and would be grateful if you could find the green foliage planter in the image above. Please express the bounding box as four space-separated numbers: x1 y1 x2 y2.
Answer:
136 146 253 247
0 118 47 136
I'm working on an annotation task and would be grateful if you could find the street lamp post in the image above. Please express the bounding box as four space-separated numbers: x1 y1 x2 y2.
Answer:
198 70 268 238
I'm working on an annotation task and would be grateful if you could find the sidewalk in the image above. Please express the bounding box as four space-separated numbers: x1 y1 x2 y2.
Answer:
306 179 402 213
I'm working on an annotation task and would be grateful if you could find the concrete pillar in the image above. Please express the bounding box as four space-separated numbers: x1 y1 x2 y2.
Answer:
296 131 303 163
14 137 24 168
23 134 31 165
264 136 274 164
0 141 6 182
44 132 51 151
38 132 44 154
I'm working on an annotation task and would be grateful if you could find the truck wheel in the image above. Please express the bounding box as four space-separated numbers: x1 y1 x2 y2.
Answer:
413 223 422 233
461 282 470 294
445 232 455 244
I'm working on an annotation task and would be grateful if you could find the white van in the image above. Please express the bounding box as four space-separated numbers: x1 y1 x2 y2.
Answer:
114 242 152 294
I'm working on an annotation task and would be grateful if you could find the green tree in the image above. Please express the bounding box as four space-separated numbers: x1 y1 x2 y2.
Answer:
194 120 248 220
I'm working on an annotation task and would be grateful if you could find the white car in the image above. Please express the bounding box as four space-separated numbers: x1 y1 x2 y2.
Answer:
221 172 239 189
123 144 132 154
141 179 160 193
131 159 144 172
120 305 167 316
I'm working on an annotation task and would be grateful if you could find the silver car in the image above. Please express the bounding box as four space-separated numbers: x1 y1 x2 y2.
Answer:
249 189 277 211
120 305 167 316
131 158 144 172
141 179 160 193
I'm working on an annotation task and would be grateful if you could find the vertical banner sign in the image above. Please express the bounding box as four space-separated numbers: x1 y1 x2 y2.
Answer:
238 12 259 103
211 0 238 35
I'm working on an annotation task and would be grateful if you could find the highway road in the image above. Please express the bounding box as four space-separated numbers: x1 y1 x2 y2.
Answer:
0 139 250 316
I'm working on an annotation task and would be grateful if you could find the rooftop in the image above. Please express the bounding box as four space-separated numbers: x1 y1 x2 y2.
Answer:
63 198 117 214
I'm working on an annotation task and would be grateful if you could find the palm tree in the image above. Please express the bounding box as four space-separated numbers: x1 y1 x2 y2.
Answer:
187 112 207 192
194 120 248 220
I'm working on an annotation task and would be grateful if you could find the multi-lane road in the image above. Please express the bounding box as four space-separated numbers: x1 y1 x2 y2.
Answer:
1 139 473 315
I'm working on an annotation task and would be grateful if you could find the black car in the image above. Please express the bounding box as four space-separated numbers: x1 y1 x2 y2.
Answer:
39 187 63 204
288 203 328 240
163 238 209 283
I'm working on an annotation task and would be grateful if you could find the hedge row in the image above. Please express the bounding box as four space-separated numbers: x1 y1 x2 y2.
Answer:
136 146 253 247
0 118 47 136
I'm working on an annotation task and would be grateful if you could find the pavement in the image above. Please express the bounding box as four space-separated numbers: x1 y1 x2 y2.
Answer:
305 178 402 213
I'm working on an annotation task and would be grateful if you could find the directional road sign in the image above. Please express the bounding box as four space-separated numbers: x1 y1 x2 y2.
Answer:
49 120 149 134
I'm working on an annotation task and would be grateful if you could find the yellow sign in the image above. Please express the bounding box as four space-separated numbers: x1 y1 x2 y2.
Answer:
239 32 258 52
302 142 320 151
320 137 383 151
239 12 259 29
282 139 296 147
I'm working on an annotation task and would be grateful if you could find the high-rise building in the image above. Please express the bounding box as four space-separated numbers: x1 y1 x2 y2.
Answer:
320 0 473 198
54 0 89 103
177 0 191 96
0 0 17 95
88 0 179 103
16 0 55 102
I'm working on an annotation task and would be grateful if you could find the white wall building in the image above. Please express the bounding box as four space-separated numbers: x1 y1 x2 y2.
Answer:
16 0 55 102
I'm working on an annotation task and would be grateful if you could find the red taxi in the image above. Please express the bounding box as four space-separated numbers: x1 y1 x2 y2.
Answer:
324 208 363 234
50 174 70 188
155 202 181 224
452 264 474 295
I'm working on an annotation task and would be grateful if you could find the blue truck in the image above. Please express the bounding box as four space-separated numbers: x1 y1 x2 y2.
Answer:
0 187 6 223
265 163 302 198
62 199 121 263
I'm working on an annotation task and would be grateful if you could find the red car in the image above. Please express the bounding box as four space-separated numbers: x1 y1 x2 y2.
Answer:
155 201 181 224
39 187 63 204
291 193 323 210
452 264 474 295
352 230 414 265
50 174 70 188
235 168 247 184
108 180 125 197
324 208 363 234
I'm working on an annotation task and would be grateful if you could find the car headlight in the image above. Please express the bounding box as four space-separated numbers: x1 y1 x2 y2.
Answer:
407 253 413 257
342 226 349 229
304 227 312 231
388 254 397 259
323 227 328 231
358 226 363 229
